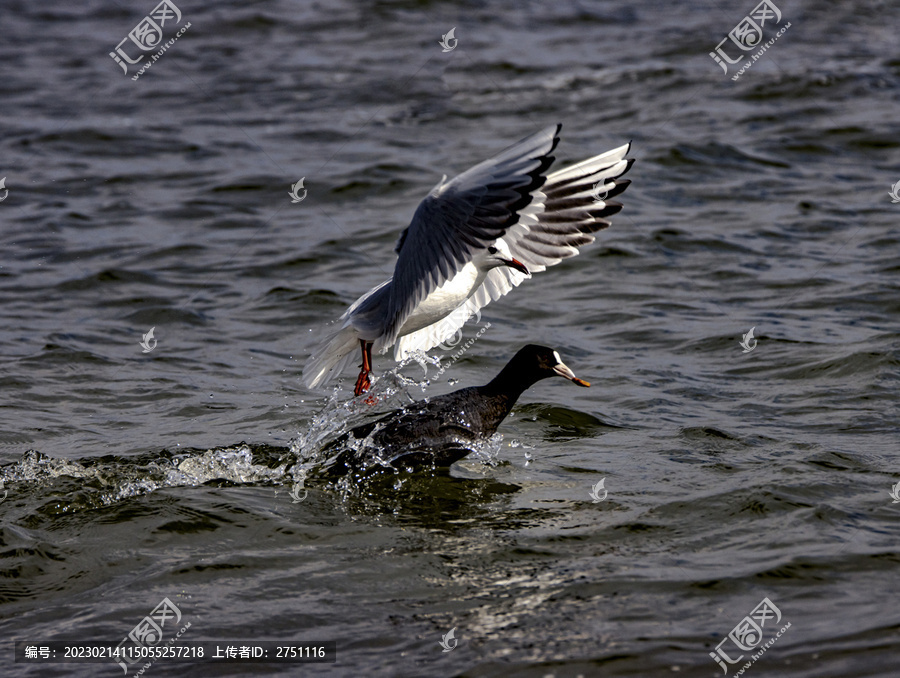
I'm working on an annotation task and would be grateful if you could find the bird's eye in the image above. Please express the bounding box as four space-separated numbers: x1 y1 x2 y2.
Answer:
487 246 497 255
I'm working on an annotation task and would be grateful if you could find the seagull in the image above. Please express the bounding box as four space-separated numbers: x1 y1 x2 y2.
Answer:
318 345 590 476
302 124 633 395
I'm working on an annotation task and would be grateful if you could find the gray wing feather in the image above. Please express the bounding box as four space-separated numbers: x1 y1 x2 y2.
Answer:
380 124 561 347
456 142 634 320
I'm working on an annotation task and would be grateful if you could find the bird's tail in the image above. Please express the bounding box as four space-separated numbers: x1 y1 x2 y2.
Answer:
302 325 360 390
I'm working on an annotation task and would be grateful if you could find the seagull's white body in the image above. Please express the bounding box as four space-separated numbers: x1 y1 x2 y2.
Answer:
347 241 519 344
302 124 633 392
396 262 480 335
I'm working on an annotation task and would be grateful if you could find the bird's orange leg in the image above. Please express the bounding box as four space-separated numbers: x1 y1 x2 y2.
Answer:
354 340 373 396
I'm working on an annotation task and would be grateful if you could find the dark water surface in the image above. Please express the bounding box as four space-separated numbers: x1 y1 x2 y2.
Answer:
2 0 898 676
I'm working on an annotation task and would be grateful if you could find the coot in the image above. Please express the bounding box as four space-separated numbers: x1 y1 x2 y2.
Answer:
319 345 590 477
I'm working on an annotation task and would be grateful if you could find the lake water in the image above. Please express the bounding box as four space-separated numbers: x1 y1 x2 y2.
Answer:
1 0 898 676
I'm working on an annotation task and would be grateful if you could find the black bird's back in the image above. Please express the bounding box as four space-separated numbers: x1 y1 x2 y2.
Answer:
322 386 514 475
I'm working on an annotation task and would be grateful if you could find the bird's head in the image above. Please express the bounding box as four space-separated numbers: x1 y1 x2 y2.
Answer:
515 345 591 387
474 239 530 276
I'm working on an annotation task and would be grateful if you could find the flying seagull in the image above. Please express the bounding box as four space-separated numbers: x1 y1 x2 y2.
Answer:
302 124 633 395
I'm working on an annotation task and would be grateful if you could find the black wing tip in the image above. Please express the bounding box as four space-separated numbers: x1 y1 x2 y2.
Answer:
590 201 624 218
604 179 631 201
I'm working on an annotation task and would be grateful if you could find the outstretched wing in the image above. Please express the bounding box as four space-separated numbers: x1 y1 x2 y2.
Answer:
395 142 633 358
379 124 561 348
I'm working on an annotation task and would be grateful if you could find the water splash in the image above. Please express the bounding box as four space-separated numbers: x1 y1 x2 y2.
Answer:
287 359 437 479
164 445 288 486
0 362 499 512
468 433 504 466
0 445 290 512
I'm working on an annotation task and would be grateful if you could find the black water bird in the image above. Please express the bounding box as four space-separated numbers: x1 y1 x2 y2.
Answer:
319 345 590 477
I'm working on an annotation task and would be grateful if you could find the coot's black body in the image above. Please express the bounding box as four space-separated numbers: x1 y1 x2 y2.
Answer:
321 345 589 477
